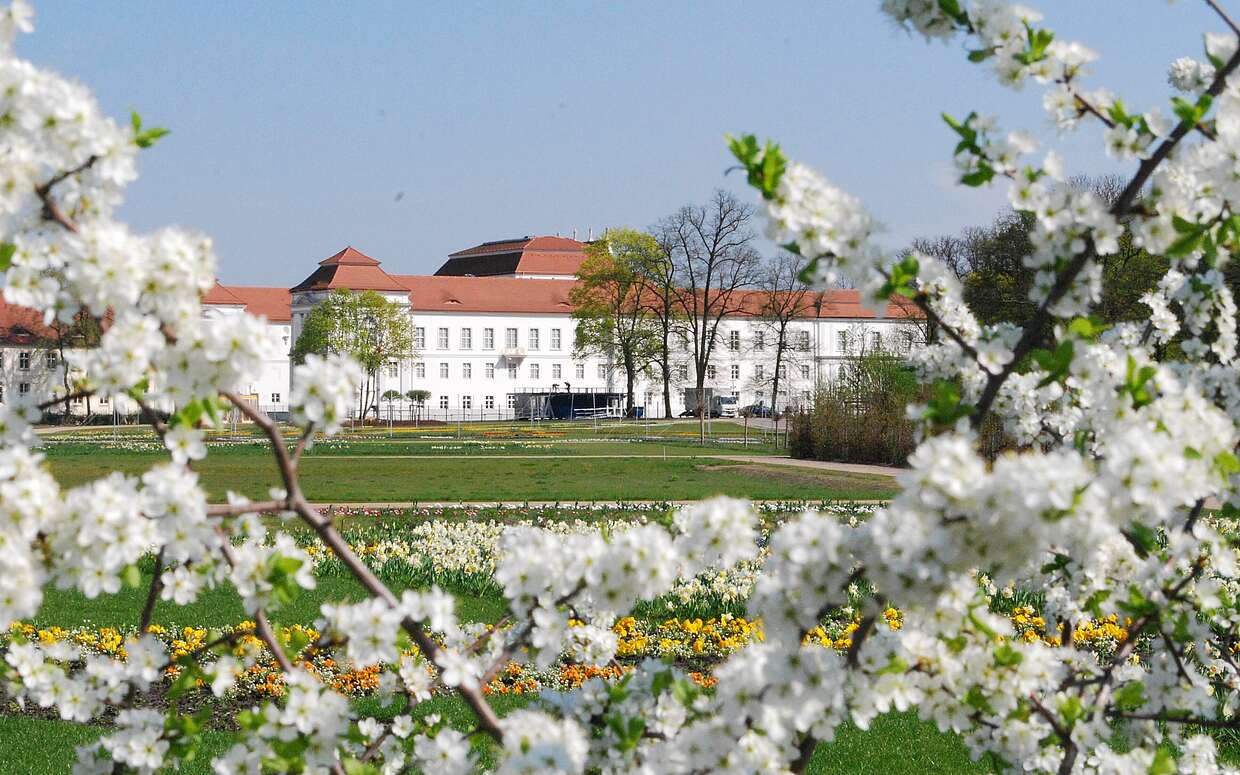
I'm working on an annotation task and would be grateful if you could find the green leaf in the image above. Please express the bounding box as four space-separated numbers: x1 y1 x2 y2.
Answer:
993 643 1024 668
726 133 786 200
131 111 142 133
1067 316 1106 340
0 242 15 272
1032 340 1074 388
134 126 170 148
122 563 142 589
1114 681 1146 711
1148 748 1176 775
1215 451 1240 478
923 380 976 427
960 165 995 187
1124 521 1160 559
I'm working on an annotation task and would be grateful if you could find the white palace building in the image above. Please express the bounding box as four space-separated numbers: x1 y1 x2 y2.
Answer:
0 236 924 421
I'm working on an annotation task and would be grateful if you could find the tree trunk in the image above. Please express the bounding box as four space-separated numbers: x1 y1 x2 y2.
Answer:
660 330 672 420
624 354 636 416
771 343 784 447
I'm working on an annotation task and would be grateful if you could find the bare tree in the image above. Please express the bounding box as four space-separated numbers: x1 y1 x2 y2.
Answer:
750 253 815 438
634 240 679 419
657 190 761 438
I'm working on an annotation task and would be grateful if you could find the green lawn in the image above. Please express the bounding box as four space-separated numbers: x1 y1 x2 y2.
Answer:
0 708 994 774
45 450 897 502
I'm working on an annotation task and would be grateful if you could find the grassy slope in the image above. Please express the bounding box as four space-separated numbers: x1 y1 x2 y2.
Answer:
46 451 897 502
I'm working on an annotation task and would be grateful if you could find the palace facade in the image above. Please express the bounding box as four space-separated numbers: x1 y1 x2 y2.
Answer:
0 235 924 421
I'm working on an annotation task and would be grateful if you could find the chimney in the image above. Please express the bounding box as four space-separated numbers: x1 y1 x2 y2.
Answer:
572 228 577 240
588 226 593 241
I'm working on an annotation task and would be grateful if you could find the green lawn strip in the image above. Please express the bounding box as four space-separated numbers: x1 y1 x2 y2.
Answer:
45 454 896 502
0 706 998 775
33 572 506 631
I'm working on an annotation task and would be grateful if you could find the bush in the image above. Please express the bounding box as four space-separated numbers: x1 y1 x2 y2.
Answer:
789 351 922 465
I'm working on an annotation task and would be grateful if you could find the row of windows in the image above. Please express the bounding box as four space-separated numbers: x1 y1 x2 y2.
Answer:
673 363 814 381
394 362 609 381
0 351 58 370
384 360 820 383
679 330 915 353
430 394 512 410
417 326 564 352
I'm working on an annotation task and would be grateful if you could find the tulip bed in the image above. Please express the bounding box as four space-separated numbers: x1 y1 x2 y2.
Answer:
0 501 1173 774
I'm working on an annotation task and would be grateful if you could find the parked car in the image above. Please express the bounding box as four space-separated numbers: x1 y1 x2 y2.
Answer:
679 407 723 418
741 403 773 418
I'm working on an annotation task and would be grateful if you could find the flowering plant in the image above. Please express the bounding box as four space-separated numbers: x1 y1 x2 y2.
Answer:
6 0 1240 773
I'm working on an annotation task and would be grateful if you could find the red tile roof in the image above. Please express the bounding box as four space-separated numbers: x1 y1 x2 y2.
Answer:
222 286 292 322
0 300 55 344
436 235 588 278
291 247 410 293
727 288 921 320
395 275 577 314
318 246 382 267
202 282 244 306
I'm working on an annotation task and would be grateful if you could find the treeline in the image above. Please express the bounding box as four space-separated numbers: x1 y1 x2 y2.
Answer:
790 175 1182 466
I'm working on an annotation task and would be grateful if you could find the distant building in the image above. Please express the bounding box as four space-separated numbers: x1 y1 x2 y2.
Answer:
0 235 925 421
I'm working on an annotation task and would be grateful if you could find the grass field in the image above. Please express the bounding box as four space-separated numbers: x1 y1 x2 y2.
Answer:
0 708 994 775
45 449 898 502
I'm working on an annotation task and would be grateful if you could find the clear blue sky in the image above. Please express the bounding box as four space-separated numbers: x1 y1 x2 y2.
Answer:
20 2 1227 284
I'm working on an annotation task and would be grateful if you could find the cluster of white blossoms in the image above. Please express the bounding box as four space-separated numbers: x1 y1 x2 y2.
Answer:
290 352 360 435
5 0 1240 772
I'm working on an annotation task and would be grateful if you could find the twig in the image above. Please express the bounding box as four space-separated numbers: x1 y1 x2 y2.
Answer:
971 43 1240 425
138 548 164 632
34 155 99 233
1205 0 1240 38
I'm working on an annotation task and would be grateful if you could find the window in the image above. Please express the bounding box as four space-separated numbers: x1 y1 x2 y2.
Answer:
415 327 426 349
415 363 425 379
754 331 765 351
800 365 811 380
552 363 562 379
386 363 398 378
45 351 57 368
755 365 764 380
437 328 449 349
462 395 472 410
439 363 449 378
598 364 607 379
506 328 518 348
483 328 495 349
730 364 740 380
485 395 495 410
18 351 30 370
837 331 849 353
676 363 688 381
508 365 518 379
271 392 281 404
99 394 107 405
871 332 882 350
507 394 517 409
903 330 915 352
461 328 472 349
439 395 449 409
528 329 540 350
729 331 740 351
798 331 811 351
575 364 585 379
550 328 561 350
485 363 495 378
462 363 472 379
707 365 717 381
530 363 540 379
18 383 29 395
